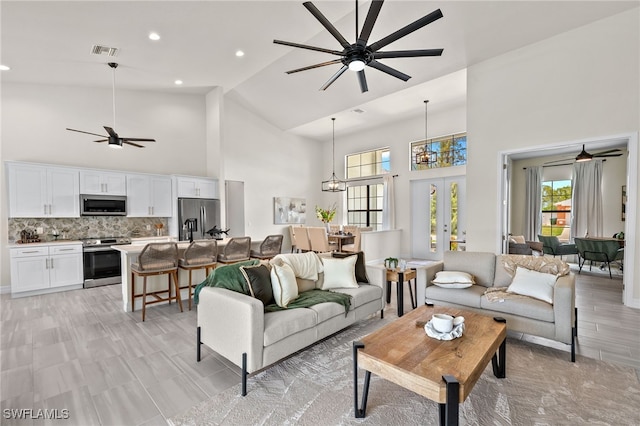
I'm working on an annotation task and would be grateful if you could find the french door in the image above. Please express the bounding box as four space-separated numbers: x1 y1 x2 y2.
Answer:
411 177 466 260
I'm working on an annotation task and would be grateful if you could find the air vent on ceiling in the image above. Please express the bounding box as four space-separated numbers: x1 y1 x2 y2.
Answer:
352 108 366 114
90 45 119 57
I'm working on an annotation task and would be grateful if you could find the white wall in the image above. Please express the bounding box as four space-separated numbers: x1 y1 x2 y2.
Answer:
467 10 639 301
329 102 467 258
222 96 323 251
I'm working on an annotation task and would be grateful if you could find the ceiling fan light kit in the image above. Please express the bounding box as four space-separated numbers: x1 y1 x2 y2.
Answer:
575 145 593 162
66 62 155 149
322 118 346 192
274 0 444 93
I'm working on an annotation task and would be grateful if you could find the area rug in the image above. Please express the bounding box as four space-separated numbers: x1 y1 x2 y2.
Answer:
170 317 640 426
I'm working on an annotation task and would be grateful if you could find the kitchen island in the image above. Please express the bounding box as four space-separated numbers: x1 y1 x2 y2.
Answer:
112 238 263 312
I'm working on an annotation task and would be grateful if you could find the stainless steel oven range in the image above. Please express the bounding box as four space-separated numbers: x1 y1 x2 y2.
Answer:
82 237 131 288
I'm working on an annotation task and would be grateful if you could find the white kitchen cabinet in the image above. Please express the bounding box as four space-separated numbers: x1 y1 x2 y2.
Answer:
175 176 218 199
80 170 126 195
10 244 83 296
7 163 79 218
126 173 172 217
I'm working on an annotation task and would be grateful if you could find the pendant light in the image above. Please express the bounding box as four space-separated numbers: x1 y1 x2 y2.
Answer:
322 118 346 192
416 100 437 165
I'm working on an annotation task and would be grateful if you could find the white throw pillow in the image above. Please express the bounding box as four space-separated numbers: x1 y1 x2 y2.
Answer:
432 271 475 289
320 256 358 290
270 263 299 307
506 266 557 304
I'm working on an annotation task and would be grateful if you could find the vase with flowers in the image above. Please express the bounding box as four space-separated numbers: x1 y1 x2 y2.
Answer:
315 203 337 233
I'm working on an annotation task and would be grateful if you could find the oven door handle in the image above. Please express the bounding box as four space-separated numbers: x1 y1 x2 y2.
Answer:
84 246 122 253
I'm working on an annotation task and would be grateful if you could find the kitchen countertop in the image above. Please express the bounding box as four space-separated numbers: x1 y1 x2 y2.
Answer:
112 238 232 254
7 239 83 248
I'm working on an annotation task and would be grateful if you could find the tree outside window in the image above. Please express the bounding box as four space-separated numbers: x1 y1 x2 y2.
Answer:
541 180 572 239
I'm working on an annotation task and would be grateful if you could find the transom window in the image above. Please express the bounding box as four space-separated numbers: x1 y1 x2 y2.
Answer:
346 148 390 179
410 132 467 170
541 179 572 239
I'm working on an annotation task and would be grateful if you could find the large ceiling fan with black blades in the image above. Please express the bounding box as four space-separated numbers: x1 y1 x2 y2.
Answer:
544 145 623 165
66 62 155 149
274 0 444 93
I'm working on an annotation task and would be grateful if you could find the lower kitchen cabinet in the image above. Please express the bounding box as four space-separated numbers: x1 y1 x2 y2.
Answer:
10 243 83 296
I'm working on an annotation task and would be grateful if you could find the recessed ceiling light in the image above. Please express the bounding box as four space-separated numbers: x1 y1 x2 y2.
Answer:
0 65 10 71
174 80 183 85
149 32 160 41
235 50 245 57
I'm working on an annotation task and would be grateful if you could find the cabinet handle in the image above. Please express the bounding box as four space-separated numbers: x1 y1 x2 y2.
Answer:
196 188 200 196
58 248 75 251
50 259 54 269
44 204 48 215
45 258 49 269
23 250 39 254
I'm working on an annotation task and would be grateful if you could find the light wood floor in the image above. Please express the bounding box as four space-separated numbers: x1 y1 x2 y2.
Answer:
1 270 638 425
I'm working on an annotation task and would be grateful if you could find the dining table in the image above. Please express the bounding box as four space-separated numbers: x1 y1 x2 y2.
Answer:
328 233 355 252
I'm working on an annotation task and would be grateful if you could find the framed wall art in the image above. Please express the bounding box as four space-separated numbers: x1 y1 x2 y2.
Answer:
274 197 306 224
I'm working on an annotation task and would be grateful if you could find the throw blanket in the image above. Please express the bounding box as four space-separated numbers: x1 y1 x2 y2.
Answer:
193 260 259 304
484 286 530 303
501 254 570 277
272 252 323 280
265 289 351 315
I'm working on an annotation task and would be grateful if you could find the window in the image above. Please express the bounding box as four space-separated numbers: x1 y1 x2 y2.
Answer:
346 148 390 179
347 184 383 230
541 180 572 239
410 132 467 171
345 148 388 231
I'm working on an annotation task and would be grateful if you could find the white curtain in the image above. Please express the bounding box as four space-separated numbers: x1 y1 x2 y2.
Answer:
382 174 396 230
571 160 603 238
524 166 543 241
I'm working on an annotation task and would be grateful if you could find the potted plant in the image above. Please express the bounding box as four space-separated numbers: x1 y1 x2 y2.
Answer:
384 257 398 270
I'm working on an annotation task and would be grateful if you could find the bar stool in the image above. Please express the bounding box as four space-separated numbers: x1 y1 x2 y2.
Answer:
217 236 251 264
131 242 182 321
385 268 417 317
250 235 283 260
178 239 218 310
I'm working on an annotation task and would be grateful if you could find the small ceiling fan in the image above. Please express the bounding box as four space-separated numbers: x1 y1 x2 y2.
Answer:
66 62 155 149
274 0 444 93
545 145 623 165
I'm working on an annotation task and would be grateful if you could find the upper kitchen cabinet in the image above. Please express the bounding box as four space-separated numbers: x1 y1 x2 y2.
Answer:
80 170 126 196
7 162 80 218
174 175 218 199
126 173 172 217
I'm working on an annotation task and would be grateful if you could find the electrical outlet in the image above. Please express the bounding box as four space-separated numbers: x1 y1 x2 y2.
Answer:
146 225 151 230
36 227 44 235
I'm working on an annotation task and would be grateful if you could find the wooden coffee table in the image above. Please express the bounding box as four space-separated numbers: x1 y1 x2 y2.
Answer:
353 305 507 426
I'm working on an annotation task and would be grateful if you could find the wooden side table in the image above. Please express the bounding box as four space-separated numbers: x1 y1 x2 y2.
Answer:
385 268 417 317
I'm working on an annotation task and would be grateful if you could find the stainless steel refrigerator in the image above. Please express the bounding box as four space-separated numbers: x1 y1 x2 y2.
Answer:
177 198 221 241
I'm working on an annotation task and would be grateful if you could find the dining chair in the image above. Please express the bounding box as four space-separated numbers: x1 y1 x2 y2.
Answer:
131 242 182 321
251 234 284 260
178 239 218 310
575 238 624 279
288 226 297 253
295 227 312 252
307 226 334 253
217 236 252 264
341 226 361 253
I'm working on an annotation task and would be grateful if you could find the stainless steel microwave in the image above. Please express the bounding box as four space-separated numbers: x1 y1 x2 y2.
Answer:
80 195 127 216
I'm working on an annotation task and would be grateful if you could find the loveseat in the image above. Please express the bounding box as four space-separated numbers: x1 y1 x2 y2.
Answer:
196 251 384 395
425 251 577 361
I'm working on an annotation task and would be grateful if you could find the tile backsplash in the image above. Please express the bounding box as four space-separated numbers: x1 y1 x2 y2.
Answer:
8 217 169 242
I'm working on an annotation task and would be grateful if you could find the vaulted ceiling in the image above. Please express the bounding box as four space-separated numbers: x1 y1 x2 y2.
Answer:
2 1 637 141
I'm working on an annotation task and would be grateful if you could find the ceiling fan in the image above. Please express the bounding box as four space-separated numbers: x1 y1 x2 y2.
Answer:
545 145 623 165
66 62 155 149
273 0 444 93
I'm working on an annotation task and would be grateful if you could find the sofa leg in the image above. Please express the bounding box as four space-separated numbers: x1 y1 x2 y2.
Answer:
570 307 578 362
196 326 201 362
380 309 384 319
241 353 248 396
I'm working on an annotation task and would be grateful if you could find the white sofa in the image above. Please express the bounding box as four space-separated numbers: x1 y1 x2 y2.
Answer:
425 251 577 361
196 252 384 395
